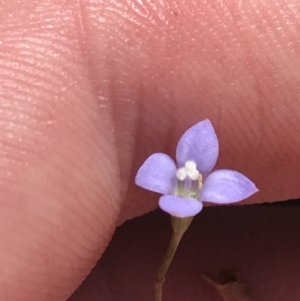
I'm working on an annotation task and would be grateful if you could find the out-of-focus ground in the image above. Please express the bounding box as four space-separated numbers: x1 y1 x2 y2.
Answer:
69 200 300 301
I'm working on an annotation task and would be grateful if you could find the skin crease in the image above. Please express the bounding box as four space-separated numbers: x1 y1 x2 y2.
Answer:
0 0 299 300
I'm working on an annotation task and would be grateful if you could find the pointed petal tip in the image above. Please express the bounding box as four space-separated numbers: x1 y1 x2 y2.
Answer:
176 119 219 174
202 118 213 125
243 177 259 195
199 169 259 205
194 118 214 130
252 185 259 194
159 195 203 218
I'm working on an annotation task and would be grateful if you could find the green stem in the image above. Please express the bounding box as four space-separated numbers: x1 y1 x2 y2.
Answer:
154 216 193 301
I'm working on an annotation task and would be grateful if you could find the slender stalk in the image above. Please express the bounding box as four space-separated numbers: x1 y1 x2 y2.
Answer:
154 216 193 301
154 232 183 301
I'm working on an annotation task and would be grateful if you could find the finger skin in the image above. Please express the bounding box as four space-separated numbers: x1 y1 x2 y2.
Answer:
0 1 121 300
0 0 299 300
96 0 300 221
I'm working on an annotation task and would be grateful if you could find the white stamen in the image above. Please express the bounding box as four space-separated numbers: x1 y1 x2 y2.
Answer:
184 160 200 180
176 167 187 181
187 169 200 181
184 160 197 172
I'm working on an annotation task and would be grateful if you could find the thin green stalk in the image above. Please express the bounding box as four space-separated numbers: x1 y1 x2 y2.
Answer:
154 216 193 301
154 232 183 301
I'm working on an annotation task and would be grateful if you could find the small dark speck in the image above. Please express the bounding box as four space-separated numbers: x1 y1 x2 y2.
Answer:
172 11 178 16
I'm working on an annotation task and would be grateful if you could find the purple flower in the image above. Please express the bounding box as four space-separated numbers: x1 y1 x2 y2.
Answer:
135 119 258 218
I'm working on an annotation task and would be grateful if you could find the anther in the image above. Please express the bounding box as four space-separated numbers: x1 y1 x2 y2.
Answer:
184 160 197 172
184 160 200 180
188 169 200 181
198 174 203 189
176 167 187 181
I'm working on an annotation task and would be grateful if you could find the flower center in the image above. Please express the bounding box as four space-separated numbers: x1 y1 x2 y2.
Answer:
175 160 203 198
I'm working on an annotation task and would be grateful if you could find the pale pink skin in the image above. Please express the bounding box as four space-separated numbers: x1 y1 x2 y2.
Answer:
0 1 299 300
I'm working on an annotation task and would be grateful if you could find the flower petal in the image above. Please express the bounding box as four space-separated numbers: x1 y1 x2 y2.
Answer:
176 119 219 175
159 195 203 218
135 153 176 195
199 169 258 204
